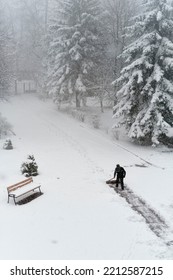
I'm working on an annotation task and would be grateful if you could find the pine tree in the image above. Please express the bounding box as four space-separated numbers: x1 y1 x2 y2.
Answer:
47 0 104 108
113 0 173 146
21 155 39 177
3 139 13 150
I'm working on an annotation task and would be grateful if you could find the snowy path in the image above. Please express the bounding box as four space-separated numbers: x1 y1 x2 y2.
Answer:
109 184 173 246
0 95 173 260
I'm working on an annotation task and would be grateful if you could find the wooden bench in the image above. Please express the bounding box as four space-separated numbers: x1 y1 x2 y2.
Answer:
7 177 42 205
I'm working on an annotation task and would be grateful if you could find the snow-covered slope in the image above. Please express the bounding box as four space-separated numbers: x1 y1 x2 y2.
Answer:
0 95 173 259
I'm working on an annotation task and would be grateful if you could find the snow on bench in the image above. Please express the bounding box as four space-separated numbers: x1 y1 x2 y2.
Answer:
7 177 42 205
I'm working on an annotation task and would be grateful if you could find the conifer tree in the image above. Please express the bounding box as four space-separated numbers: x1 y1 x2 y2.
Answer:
21 155 39 177
47 0 104 108
113 0 173 146
3 139 13 150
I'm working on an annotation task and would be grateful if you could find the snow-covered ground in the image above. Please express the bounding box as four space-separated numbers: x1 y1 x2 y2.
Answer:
0 94 173 260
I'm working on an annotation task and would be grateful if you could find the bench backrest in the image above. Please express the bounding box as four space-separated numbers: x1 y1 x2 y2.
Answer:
7 177 33 193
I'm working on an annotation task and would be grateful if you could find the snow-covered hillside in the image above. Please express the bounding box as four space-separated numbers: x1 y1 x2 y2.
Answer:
0 94 173 260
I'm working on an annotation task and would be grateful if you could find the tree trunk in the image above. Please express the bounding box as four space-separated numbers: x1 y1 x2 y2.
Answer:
100 98 104 113
75 92 81 108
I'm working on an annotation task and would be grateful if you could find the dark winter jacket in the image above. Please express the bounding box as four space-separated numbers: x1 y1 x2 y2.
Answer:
114 166 126 178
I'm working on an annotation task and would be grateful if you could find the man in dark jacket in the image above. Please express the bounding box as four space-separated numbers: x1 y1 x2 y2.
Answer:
114 164 126 190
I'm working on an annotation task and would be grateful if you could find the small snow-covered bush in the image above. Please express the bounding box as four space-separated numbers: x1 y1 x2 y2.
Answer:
59 106 86 123
91 114 100 129
104 126 109 134
21 155 39 177
3 139 13 150
0 113 12 138
111 128 120 140
71 110 85 122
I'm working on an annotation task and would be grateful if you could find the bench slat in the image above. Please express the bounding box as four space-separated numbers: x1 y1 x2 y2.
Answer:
8 177 33 187
7 177 33 193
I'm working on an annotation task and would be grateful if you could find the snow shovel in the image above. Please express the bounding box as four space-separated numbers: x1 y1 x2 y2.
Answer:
106 178 117 184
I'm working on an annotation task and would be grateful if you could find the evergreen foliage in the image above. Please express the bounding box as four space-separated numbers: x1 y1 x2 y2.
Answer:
3 139 13 150
21 155 39 177
113 0 173 146
47 0 104 108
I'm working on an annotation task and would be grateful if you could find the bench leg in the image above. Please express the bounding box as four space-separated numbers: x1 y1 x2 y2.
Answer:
13 197 17 205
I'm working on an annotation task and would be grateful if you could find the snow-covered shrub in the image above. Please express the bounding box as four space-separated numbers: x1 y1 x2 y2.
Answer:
111 128 120 140
71 110 85 122
21 155 39 177
104 126 109 134
3 139 13 150
0 113 12 138
91 114 100 129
